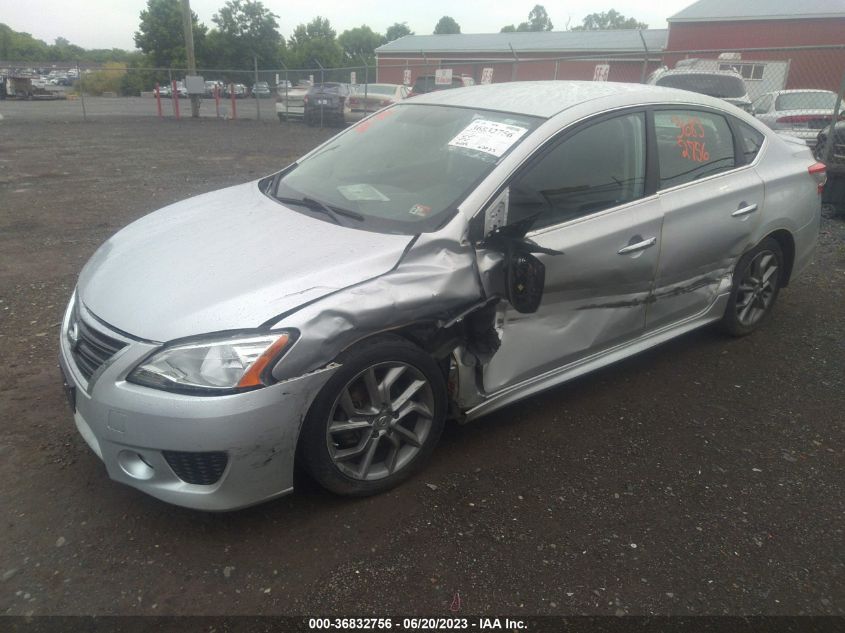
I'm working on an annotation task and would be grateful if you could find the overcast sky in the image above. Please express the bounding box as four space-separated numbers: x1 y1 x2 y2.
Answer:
5 1 694 50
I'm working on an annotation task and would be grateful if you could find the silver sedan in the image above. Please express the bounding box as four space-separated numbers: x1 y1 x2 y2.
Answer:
59 81 823 510
752 89 841 146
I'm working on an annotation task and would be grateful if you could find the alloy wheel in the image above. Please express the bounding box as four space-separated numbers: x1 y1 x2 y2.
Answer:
735 250 779 327
326 362 435 481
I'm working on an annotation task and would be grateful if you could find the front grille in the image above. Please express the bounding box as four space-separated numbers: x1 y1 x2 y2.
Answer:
69 308 127 381
163 451 228 485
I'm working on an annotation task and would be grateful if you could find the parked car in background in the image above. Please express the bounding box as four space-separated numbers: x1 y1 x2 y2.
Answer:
174 81 188 98
410 74 474 96
275 81 311 121
204 80 224 97
752 90 841 146
225 83 248 98
252 82 272 98
304 82 352 126
648 68 752 113
816 121 845 212
59 81 822 510
345 83 410 123
157 83 171 97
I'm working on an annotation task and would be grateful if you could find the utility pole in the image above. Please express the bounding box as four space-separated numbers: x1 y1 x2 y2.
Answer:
180 0 200 118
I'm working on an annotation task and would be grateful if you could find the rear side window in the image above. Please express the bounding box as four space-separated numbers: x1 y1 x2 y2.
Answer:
511 112 646 230
735 121 765 163
655 110 737 189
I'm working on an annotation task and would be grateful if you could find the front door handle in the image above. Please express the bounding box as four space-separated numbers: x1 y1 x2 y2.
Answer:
617 236 657 255
732 202 758 217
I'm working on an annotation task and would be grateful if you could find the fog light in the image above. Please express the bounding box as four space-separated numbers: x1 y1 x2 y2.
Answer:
118 450 155 480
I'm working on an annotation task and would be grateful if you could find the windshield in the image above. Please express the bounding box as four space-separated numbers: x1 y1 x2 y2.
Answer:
275 104 542 234
657 74 747 98
775 92 838 111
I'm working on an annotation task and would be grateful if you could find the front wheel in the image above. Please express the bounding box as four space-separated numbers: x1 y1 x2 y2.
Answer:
298 336 447 496
720 237 783 336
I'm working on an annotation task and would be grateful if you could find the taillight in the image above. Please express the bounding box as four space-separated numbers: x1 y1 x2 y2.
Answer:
809 161 827 194
303 95 309 104
777 114 831 124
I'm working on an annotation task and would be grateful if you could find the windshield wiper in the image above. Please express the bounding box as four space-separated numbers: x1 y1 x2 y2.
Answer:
275 195 364 224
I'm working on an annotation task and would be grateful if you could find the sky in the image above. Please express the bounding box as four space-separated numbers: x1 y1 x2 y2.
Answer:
3 1 695 50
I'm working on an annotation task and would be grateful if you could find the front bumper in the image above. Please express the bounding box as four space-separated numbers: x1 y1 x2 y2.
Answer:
58 300 336 511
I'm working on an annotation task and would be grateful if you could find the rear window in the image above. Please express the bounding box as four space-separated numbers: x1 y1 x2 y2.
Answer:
775 92 837 111
657 74 747 98
736 121 765 163
362 85 396 96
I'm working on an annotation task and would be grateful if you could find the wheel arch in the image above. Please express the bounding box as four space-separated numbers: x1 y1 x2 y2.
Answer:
763 228 796 287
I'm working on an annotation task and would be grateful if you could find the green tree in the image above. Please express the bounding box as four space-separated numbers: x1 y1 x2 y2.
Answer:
433 16 461 35
501 4 554 32
0 23 50 60
572 9 648 30
134 0 207 68
285 17 343 70
50 37 85 61
209 0 282 68
385 22 413 42
338 25 385 63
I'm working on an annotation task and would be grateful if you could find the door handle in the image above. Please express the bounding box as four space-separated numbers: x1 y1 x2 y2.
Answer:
617 236 657 255
732 203 758 217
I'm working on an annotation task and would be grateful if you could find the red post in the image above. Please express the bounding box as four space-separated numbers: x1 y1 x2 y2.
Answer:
214 85 220 118
172 80 180 120
229 83 237 120
155 83 162 118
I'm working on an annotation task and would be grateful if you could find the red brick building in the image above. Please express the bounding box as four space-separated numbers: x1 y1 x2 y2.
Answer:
375 0 845 94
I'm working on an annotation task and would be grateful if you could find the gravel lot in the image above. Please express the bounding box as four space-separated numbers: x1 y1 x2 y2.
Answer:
0 116 843 618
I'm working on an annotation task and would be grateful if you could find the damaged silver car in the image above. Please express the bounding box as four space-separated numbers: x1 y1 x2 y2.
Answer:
59 81 824 510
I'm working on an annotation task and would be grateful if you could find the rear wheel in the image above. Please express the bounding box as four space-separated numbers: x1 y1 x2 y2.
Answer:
299 336 446 496
721 237 783 336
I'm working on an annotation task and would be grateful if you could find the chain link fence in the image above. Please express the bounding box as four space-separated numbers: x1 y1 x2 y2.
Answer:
2 45 843 162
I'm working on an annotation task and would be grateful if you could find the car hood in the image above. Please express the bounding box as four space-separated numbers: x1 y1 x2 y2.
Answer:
78 181 414 342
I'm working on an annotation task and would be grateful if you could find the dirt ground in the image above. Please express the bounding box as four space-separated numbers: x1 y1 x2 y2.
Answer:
0 117 843 617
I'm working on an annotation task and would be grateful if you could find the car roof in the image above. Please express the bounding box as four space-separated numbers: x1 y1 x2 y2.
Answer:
407 80 736 119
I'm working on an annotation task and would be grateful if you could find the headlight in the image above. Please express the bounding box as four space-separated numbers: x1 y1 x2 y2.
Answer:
127 331 295 394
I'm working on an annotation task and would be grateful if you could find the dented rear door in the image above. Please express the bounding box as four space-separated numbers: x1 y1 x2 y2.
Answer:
647 108 763 329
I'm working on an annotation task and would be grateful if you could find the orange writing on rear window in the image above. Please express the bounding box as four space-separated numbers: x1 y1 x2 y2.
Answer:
672 115 710 163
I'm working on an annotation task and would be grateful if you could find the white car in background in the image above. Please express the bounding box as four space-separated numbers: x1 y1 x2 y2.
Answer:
752 89 842 146
345 83 410 123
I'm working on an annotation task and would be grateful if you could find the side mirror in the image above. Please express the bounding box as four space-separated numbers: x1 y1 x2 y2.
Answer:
506 250 545 314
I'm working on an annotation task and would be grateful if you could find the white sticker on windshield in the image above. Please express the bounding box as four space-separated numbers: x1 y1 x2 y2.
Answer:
448 119 529 158
337 183 390 202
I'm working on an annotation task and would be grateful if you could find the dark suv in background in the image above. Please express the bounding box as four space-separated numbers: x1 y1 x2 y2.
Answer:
304 83 352 126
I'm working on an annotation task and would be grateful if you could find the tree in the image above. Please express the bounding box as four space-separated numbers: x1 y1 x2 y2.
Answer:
501 4 554 32
385 22 413 42
134 0 207 68
572 9 648 31
526 5 554 31
209 0 282 68
285 17 343 70
338 25 386 62
433 16 461 35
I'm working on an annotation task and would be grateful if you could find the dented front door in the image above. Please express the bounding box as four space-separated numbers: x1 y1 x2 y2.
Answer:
480 199 664 393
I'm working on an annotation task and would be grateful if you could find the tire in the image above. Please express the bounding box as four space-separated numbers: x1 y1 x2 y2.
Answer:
298 335 447 496
277 113 284 123
720 237 784 337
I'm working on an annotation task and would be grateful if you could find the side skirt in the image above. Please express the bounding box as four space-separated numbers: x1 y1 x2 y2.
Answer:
464 292 730 422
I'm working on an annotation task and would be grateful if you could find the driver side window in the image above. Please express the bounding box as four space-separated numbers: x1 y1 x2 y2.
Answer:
510 112 646 231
